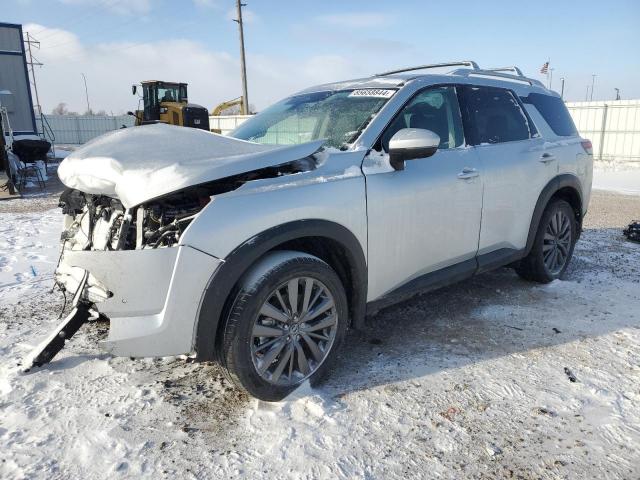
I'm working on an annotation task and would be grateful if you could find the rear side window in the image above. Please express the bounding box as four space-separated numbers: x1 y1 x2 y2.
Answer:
521 93 577 137
459 86 535 145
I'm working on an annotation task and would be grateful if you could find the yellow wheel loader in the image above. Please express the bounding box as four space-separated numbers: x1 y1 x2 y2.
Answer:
128 81 210 131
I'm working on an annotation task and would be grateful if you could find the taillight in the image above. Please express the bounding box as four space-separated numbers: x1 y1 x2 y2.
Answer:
581 139 593 155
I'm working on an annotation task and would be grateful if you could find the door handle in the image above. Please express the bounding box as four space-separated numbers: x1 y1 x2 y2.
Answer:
539 153 556 163
457 167 479 180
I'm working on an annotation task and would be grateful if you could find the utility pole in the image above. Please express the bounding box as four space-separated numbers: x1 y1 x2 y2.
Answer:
560 77 565 99
233 0 249 115
23 32 44 132
81 73 91 114
590 74 596 101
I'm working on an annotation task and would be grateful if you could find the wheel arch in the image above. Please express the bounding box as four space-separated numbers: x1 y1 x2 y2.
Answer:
525 174 583 255
194 219 367 361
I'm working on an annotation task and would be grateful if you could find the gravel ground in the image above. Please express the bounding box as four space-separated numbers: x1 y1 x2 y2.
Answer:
584 190 640 228
1 186 639 479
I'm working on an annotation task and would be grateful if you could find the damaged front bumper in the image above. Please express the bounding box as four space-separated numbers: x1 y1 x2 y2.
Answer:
56 244 222 357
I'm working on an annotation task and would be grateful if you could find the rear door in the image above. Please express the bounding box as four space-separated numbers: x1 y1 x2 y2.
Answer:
457 85 553 265
364 85 483 300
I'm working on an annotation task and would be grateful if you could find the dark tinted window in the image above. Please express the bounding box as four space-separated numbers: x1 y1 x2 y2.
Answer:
521 93 577 137
459 86 533 145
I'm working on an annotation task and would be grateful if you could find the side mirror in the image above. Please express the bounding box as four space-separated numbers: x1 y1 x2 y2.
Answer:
388 128 440 170
126 111 135 116
131 85 137 95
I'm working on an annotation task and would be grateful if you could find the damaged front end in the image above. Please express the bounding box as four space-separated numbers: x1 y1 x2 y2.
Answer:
57 156 317 300
27 153 319 368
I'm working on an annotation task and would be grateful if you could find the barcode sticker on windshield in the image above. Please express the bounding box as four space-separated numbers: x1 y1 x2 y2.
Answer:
349 89 395 98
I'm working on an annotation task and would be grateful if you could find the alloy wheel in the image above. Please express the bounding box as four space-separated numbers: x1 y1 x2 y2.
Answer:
543 209 572 275
250 276 339 385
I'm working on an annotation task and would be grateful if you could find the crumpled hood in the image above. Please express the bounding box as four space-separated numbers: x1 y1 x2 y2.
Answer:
58 123 325 208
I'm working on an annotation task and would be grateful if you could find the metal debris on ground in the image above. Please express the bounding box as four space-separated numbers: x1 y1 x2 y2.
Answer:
22 304 91 370
623 221 640 243
564 367 578 383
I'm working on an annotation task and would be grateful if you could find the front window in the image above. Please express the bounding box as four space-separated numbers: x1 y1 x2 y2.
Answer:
380 86 465 151
157 84 181 103
230 89 395 149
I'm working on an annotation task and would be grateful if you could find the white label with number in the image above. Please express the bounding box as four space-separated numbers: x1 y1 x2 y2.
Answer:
348 89 396 98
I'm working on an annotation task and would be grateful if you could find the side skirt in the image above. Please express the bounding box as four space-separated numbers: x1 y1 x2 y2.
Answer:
365 248 524 316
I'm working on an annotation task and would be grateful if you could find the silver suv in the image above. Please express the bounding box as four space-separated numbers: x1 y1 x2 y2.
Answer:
47 61 593 401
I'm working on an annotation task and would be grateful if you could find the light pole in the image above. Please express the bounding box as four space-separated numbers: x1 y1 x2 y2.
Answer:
560 77 565 99
590 74 596 101
81 73 91 114
234 0 249 115
614 88 620 101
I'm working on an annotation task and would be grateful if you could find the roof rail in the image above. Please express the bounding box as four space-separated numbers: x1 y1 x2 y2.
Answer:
487 66 524 77
449 68 546 88
375 61 480 77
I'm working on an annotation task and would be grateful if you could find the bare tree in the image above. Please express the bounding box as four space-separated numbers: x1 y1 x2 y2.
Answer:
51 103 78 116
51 102 68 115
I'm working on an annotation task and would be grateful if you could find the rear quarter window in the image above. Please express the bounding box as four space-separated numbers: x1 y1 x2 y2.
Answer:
521 93 577 137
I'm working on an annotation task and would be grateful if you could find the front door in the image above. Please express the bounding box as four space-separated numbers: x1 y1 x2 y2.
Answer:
364 86 483 301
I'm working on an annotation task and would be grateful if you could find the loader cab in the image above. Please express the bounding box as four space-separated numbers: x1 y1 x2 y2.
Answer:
139 81 188 123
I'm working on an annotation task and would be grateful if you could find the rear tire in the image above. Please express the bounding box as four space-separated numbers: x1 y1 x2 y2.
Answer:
220 251 348 401
516 199 577 283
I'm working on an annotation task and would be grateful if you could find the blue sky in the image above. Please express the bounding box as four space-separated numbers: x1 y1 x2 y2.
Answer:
5 0 640 113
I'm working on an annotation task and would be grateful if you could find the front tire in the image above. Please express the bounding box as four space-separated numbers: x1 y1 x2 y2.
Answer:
516 199 577 283
220 251 348 401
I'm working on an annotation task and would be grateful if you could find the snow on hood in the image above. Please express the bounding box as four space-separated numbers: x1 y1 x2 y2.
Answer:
58 123 325 208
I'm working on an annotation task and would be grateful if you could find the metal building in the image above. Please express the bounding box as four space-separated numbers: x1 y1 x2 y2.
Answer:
0 22 37 140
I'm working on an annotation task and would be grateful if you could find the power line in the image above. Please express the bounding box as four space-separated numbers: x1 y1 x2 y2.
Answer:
29 0 126 39
56 18 203 63
39 14 141 50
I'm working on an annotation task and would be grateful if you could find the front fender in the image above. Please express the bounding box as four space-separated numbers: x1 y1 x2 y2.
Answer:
182 162 368 361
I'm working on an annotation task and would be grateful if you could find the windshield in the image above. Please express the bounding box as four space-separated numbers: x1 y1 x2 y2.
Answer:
155 84 186 103
230 89 395 148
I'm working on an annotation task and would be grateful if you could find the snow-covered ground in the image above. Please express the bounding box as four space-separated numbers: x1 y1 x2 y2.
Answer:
593 168 640 196
0 210 61 304
1 190 640 479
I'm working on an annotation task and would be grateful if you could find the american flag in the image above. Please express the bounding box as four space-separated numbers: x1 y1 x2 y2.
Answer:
540 62 550 74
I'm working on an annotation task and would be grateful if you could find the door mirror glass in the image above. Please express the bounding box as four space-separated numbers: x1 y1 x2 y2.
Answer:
388 128 440 170
132 85 137 95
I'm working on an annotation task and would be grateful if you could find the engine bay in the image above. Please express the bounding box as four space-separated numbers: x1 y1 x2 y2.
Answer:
57 156 317 251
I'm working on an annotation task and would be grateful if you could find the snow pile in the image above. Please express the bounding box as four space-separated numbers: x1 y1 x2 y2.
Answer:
593 168 640 195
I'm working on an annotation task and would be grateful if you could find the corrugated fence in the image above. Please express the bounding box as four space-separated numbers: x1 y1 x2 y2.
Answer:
42 114 135 144
566 100 640 163
41 101 640 164
209 115 252 135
